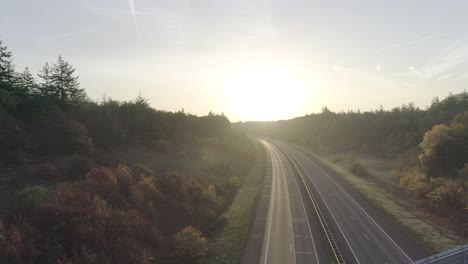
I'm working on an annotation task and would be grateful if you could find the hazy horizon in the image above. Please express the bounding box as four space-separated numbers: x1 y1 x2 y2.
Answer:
2 0 468 121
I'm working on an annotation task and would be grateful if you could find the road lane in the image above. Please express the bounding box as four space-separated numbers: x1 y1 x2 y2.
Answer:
276 140 430 264
259 140 295 264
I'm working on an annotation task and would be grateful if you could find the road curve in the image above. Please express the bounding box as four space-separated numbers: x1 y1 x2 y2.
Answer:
275 140 431 264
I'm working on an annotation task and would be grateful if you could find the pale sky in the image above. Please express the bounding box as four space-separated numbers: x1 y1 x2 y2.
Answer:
2 0 468 121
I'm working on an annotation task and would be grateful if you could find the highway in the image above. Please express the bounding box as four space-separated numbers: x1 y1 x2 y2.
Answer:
243 140 329 264
275 140 430 264
244 139 430 264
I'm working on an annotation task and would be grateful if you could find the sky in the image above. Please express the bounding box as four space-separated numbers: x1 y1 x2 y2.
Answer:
1 0 468 121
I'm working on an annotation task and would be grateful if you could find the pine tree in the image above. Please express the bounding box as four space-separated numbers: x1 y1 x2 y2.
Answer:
52 55 85 104
0 39 15 92
38 62 54 96
15 67 38 96
38 56 86 104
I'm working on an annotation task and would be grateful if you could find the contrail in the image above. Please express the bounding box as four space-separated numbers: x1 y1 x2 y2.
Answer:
377 33 445 53
128 0 141 39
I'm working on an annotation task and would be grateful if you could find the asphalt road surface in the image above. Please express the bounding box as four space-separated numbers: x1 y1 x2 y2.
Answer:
242 140 330 264
275 140 431 264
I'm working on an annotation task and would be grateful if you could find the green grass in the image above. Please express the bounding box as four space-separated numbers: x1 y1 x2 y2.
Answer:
198 141 266 264
306 150 459 253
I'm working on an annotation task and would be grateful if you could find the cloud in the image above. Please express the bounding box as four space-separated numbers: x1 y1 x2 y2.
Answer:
374 34 445 79
78 0 280 54
384 36 468 84
376 33 445 53
420 36 468 80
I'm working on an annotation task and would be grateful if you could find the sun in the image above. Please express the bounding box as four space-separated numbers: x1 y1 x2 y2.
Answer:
221 63 308 121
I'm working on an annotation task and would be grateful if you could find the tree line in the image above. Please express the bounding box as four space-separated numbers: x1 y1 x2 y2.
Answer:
237 94 468 158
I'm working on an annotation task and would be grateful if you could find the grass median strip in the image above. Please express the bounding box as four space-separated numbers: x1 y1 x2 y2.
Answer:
199 141 266 264
305 150 459 253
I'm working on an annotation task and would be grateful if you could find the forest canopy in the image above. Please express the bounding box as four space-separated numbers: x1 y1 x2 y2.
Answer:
0 38 258 264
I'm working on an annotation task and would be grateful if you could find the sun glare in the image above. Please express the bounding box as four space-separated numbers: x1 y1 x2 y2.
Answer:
222 63 308 121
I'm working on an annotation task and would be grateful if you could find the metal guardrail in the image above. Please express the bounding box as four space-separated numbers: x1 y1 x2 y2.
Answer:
412 244 468 264
281 147 346 264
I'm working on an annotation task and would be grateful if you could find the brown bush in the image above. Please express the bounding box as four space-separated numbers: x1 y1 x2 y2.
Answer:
426 180 465 209
173 226 208 259
399 169 432 198
43 190 109 223
85 168 118 201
